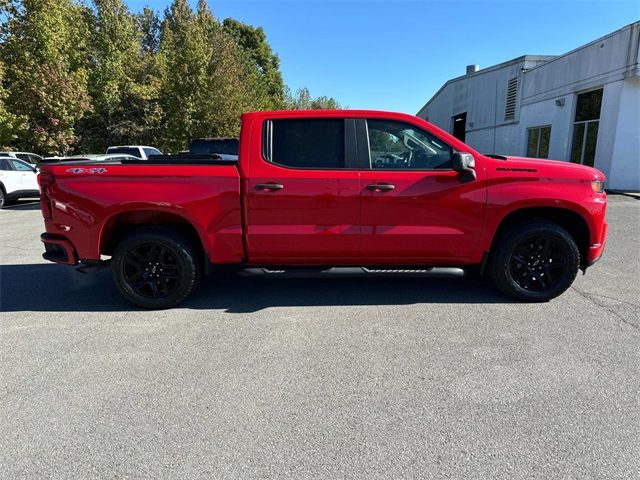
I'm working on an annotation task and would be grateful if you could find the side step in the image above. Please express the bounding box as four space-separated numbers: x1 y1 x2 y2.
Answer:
240 267 466 278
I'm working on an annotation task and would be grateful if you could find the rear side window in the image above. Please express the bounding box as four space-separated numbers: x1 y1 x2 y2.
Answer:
10 159 33 171
108 147 142 158
0 159 11 170
265 119 345 169
143 147 161 157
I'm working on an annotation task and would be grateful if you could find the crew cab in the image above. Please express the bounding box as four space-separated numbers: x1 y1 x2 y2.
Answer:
38 110 608 309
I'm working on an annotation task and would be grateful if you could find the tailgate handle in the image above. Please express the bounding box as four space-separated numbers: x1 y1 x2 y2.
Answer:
366 183 395 191
255 183 284 191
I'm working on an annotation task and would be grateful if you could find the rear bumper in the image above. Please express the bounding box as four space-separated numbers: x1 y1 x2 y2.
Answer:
41 233 78 265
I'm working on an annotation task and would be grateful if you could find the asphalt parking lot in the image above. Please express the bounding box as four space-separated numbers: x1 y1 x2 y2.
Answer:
1 195 639 479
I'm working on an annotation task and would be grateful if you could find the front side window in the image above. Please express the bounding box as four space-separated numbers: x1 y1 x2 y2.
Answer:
527 126 551 158
0 159 11 170
367 119 453 169
266 119 345 169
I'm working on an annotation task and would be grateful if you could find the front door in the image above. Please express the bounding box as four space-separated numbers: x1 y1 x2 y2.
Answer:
358 118 486 264
245 117 361 264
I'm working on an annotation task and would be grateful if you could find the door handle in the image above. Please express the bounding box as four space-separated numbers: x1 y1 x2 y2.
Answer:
366 183 395 191
255 183 284 191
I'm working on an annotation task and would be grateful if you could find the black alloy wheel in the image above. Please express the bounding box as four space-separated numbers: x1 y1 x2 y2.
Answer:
122 243 182 299
508 234 569 293
112 227 201 309
490 221 580 302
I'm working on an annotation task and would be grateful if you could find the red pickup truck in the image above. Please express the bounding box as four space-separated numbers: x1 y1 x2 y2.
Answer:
37 110 608 309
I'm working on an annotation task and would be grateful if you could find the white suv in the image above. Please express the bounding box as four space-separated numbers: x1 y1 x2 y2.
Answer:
106 146 162 159
0 157 39 208
0 151 43 165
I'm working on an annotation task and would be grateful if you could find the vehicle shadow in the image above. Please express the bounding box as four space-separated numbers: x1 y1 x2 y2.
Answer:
0 263 510 314
1 200 40 211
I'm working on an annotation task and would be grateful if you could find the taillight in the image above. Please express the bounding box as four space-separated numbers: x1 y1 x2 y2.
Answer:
38 172 54 220
38 172 55 186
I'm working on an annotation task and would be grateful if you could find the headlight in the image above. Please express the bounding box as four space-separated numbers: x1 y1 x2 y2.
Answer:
591 180 605 193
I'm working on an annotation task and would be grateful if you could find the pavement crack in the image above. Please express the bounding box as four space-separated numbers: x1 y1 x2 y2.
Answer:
571 285 640 332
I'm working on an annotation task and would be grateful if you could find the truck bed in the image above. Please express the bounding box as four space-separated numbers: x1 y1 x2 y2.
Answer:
38 158 244 265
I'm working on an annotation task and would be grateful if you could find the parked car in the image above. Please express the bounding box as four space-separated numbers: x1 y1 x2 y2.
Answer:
0 151 43 165
106 146 162 159
40 154 140 164
0 156 39 207
189 137 238 159
38 110 608 309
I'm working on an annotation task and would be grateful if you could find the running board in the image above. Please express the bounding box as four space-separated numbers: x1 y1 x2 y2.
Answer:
240 267 466 278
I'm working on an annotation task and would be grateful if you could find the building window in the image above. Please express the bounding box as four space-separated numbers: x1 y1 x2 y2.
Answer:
527 126 551 158
504 77 518 121
570 88 602 167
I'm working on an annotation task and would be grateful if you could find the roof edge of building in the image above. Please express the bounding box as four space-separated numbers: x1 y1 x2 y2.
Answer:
523 20 640 75
416 55 557 116
416 20 640 117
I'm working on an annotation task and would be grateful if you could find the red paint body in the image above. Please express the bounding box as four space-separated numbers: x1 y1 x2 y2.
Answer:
38 110 608 269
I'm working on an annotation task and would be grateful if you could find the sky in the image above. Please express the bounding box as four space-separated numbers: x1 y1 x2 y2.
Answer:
125 0 639 114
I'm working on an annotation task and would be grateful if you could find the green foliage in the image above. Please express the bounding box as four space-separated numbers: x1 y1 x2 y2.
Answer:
1 0 92 154
223 18 285 109
0 60 19 148
285 87 343 110
0 0 342 155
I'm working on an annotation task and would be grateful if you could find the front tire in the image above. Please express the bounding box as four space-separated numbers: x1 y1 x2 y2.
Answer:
112 227 201 309
490 221 580 302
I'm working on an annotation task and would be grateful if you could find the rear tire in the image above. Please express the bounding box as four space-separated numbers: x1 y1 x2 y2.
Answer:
489 221 580 302
112 227 201 309
0 187 6 208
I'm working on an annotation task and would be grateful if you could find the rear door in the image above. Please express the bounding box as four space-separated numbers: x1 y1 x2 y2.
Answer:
358 118 486 264
244 117 361 264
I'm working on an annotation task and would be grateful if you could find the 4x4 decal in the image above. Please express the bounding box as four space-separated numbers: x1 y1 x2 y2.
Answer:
66 167 108 174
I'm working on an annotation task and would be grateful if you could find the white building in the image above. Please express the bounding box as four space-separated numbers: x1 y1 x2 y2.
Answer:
417 22 640 191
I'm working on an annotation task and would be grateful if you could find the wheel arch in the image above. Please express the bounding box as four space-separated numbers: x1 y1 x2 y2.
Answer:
486 206 591 269
99 209 207 265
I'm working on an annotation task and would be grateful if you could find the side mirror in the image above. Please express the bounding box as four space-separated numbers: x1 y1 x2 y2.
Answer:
452 152 476 181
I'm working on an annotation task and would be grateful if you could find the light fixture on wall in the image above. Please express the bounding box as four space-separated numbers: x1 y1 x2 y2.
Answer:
555 98 566 107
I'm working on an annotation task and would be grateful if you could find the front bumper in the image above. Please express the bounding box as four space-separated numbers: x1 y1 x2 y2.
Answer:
584 221 608 270
41 233 78 265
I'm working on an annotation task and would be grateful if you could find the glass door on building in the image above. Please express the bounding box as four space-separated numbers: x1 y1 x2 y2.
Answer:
570 88 602 167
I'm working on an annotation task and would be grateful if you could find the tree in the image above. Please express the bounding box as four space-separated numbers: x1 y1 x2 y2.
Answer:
0 60 19 148
1 0 92 155
284 87 342 110
78 0 144 152
138 6 160 54
222 18 284 109
155 0 209 151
